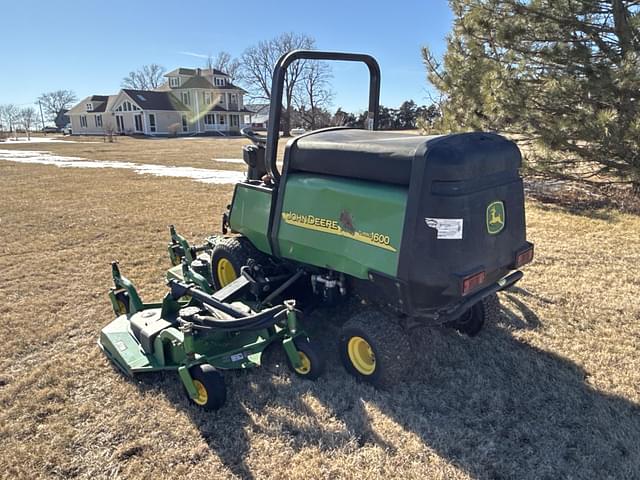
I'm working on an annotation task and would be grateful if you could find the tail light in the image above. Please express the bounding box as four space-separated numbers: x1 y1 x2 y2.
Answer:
515 244 534 268
462 271 486 296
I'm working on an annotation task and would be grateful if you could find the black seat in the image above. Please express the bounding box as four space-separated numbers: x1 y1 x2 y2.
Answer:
285 128 442 185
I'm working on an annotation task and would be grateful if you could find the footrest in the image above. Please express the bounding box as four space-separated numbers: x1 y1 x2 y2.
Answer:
213 275 250 303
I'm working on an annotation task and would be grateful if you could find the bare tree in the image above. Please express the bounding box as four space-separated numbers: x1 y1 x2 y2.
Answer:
36 90 77 122
122 64 166 90
294 61 333 130
103 119 116 143
20 107 37 140
211 51 241 82
1 104 19 140
241 32 315 135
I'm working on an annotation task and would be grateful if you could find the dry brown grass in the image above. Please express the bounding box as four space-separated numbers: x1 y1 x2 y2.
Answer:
0 139 639 479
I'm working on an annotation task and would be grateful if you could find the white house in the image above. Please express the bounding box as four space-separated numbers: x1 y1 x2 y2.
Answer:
67 67 252 136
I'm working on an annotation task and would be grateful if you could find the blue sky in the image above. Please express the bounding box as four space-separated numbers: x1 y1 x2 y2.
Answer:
1 0 453 113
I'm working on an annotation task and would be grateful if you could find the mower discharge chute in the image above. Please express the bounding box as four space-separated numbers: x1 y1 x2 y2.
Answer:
99 50 534 406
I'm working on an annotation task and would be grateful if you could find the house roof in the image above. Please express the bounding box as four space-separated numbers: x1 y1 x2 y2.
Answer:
215 82 247 93
205 105 254 113
245 103 270 114
174 76 215 89
121 89 189 111
91 95 118 113
67 94 114 114
165 67 228 77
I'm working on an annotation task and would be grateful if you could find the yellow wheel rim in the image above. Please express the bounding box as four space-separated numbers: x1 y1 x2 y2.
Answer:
216 258 237 287
347 336 376 375
116 300 127 315
294 351 312 375
192 380 208 406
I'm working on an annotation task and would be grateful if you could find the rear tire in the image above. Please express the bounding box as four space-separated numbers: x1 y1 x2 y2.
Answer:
339 310 414 389
187 364 226 411
210 237 260 290
449 293 501 336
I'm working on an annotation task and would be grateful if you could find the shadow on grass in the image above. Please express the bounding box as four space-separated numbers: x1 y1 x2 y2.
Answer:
133 297 640 479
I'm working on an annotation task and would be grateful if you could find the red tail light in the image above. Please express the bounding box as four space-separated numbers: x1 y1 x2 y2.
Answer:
515 245 534 268
462 271 486 296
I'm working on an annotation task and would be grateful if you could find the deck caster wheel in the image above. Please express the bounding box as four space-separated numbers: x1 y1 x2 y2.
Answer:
210 237 261 289
448 293 500 336
187 364 227 411
286 338 325 380
114 291 130 315
339 310 414 389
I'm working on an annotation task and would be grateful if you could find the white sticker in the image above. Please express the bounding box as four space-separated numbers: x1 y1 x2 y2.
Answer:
230 353 244 362
425 218 463 240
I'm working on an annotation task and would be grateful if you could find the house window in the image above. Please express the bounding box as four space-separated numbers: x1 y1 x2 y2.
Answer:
149 114 156 133
215 77 225 86
181 115 188 132
204 114 215 125
230 115 239 127
86 104 93 111
219 115 225 125
95 115 102 127
80 115 87 128
169 77 179 87
204 92 212 104
181 92 190 105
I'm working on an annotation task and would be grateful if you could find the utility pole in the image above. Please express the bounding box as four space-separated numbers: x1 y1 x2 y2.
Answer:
38 101 45 130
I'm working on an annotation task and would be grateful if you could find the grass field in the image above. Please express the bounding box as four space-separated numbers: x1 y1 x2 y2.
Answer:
0 136 639 479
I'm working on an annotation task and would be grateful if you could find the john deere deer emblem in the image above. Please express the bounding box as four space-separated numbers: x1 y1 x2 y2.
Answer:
486 201 505 235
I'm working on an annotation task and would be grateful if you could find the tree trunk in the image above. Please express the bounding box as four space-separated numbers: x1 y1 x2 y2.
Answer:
282 104 292 137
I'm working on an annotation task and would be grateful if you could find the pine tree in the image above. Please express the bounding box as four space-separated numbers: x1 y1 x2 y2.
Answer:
423 0 640 192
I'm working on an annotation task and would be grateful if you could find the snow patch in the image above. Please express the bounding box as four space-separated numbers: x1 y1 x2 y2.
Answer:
0 149 245 185
0 137 84 144
215 158 245 164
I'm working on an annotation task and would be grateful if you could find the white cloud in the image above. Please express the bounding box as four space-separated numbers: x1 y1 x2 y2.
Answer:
177 51 210 59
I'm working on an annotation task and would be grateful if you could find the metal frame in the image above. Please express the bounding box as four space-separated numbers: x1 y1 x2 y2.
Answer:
265 50 381 184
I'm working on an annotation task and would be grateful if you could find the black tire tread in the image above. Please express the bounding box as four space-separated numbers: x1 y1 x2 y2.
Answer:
188 363 226 411
286 338 325 380
339 310 414 389
210 236 261 290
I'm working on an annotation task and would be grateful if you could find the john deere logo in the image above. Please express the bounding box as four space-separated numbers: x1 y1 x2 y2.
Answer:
486 201 505 235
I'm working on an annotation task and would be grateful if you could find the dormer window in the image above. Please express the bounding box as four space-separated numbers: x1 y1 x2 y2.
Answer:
169 77 180 87
214 77 226 86
86 103 93 111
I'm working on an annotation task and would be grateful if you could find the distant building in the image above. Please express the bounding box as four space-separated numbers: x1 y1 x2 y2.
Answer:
67 68 252 136
244 103 270 130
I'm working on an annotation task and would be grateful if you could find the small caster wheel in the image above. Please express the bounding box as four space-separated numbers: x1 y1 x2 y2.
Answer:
187 364 226 411
286 338 325 380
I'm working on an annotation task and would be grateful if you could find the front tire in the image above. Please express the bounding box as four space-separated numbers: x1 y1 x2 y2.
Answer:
339 310 414 389
210 237 259 290
187 364 226 411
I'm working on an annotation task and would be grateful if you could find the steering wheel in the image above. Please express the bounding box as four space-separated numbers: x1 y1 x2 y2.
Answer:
241 127 267 147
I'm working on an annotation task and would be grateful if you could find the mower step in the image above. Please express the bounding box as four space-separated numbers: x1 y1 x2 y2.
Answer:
212 275 250 303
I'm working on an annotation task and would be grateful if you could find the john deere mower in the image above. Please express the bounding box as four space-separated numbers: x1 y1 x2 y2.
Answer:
99 50 533 407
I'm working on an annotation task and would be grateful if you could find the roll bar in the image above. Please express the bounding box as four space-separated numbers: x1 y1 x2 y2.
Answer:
265 50 381 184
